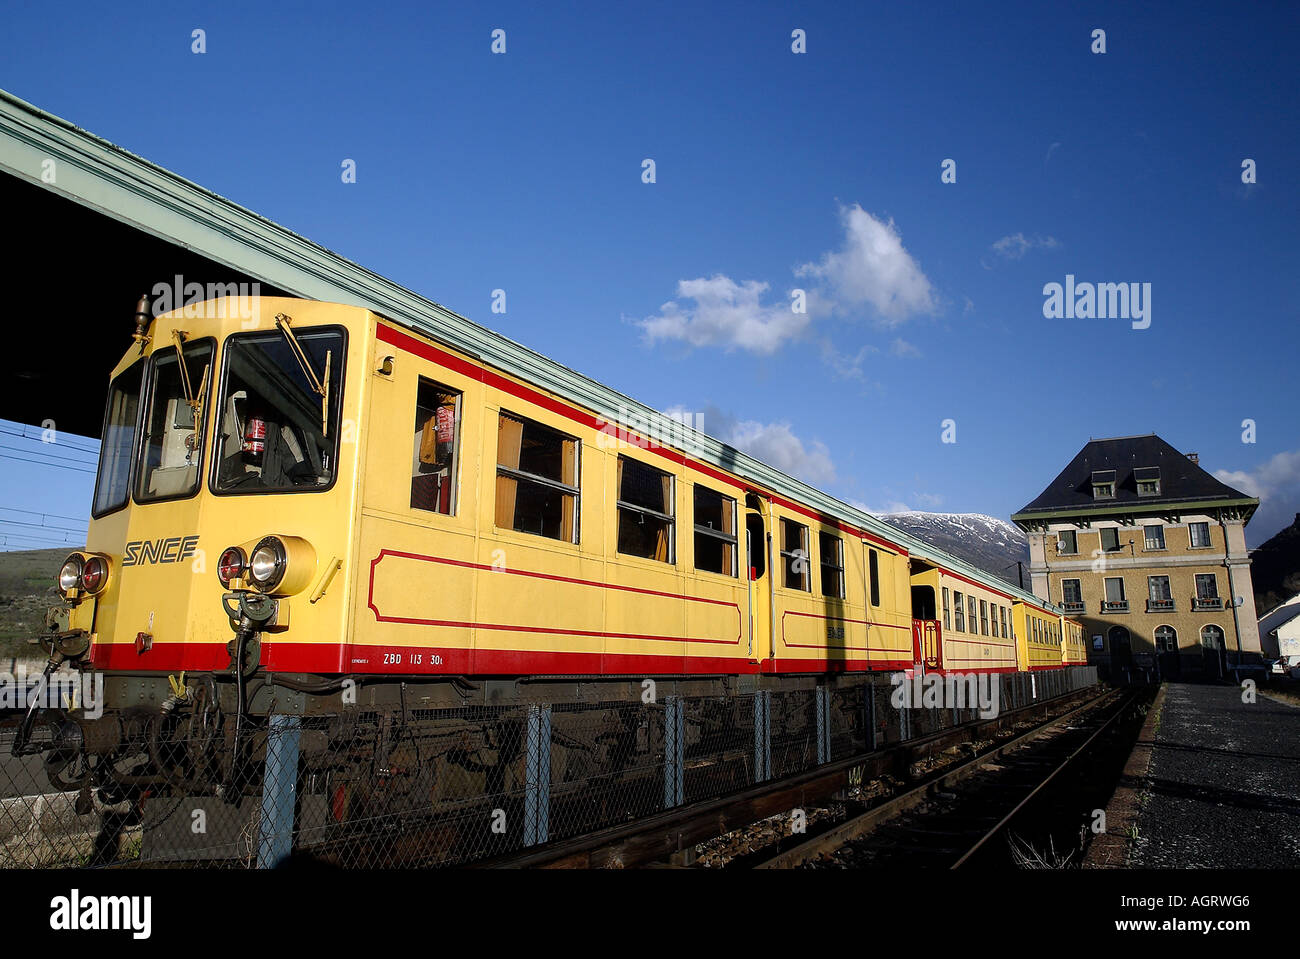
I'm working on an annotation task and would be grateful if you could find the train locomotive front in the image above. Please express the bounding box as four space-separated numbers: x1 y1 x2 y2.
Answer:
16 295 363 809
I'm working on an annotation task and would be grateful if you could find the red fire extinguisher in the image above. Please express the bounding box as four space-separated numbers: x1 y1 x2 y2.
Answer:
242 415 267 465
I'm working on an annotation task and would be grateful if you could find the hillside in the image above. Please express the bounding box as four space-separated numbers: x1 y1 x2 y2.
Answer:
1251 513 1300 616
0 548 75 662
878 512 1030 588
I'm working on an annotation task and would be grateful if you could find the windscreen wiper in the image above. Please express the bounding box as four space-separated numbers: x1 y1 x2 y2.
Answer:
274 313 331 437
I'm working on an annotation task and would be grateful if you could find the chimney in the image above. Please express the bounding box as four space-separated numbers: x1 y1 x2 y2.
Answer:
1186 452 1199 465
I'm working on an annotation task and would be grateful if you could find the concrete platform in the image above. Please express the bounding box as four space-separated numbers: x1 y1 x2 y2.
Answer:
1128 682 1300 868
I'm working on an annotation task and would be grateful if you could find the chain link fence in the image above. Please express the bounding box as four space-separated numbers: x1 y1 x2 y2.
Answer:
0 665 1099 868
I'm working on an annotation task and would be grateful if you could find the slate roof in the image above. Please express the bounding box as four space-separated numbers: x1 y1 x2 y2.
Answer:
1013 434 1258 520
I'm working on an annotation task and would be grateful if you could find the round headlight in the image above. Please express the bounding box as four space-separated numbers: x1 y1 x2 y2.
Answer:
248 537 287 592
81 556 108 594
217 546 247 588
58 555 83 593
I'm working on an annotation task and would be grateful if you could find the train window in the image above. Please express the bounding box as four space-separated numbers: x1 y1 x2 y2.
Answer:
780 518 809 590
979 600 989 635
868 549 881 607
819 532 845 598
617 456 674 562
410 379 460 515
967 596 977 634
942 588 951 629
214 327 344 493
136 339 214 504
693 486 737 576
92 358 146 517
1000 606 1008 638
496 412 580 543
953 591 965 631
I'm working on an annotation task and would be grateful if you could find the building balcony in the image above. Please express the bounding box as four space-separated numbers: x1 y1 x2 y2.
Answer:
1062 600 1085 614
1147 599 1176 612
1192 597 1224 611
1101 600 1129 613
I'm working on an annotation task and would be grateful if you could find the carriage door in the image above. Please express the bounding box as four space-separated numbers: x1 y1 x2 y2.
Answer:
744 494 774 665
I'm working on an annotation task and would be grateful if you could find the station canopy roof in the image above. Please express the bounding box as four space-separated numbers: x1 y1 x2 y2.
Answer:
0 88 1063 612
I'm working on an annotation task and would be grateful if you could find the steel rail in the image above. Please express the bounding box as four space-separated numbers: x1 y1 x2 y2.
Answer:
478 684 1106 869
753 687 1130 869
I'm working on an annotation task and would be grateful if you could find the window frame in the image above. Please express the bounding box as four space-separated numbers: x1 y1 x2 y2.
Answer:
779 518 810 592
495 410 582 545
1100 527 1121 552
91 357 148 519
615 455 676 564
1143 524 1165 550
1057 530 1078 554
209 325 348 498
953 590 965 631
819 530 846 599
942 587 951 629
1188 522 1212 549
132 337 217 508
1062 578 1083 605
868 549 881 607
409 377 463 517
692 484 738 578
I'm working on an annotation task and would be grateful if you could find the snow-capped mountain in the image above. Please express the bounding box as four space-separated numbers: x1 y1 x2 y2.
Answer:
877 512 1030 588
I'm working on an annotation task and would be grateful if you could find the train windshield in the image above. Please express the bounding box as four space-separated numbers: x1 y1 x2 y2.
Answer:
135 339 214 504
213 327 344 493
91 358 146 517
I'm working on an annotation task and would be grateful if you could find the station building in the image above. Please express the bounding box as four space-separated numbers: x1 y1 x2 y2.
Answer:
1012 435 1261 679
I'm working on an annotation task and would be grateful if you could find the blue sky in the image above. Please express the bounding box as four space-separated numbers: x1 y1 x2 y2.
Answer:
1 0 1297 549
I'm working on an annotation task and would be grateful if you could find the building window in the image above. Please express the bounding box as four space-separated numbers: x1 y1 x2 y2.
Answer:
1062 579 1082 607
1101 527 1121 552
1155 625 1178 653
1092 469 1116 499
1103 577 1127 611
496 413 579 543
820 531 845 599
693 485 737 576
1188 522 1211 548
1194 573 1222 610
1200 625 1224 649
1057 530 1077 554
953 591 965 631
780 518 809 591
868 549 881 607
1143 525 1165 550
979 600 989 635
617 457 675 563
410 379 460 515
1147 576 1173 611
1000 606 1008 638
942 587 951 629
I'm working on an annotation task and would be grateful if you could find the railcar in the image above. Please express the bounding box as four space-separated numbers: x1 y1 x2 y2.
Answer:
20 293 1076 819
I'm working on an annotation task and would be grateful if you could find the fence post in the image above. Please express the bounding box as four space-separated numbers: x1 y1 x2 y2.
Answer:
753 691 771 782
815 686 829 764
865 682 878 751
256 713 301 868
524 704 551 847
664 696 684 808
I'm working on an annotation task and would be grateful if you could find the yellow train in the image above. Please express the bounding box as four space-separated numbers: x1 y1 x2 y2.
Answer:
22 295 1088 805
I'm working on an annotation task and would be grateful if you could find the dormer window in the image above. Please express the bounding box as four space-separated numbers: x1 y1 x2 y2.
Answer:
1135 466 1161 497
1091 469 1116 500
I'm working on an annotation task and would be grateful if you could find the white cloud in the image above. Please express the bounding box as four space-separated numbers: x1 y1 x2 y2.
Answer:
635 275 810 355
990 232 1060 260
819 339 878 381
1214 449 1300 545
889 337 921 358
796 204 937 324
667 404 837 487
636 203 937 355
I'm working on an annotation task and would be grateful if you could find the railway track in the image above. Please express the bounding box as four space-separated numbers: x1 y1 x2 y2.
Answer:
478 683 1119 869
749 686 1148 870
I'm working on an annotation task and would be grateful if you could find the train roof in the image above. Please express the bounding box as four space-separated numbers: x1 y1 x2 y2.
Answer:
0 87 1060 614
